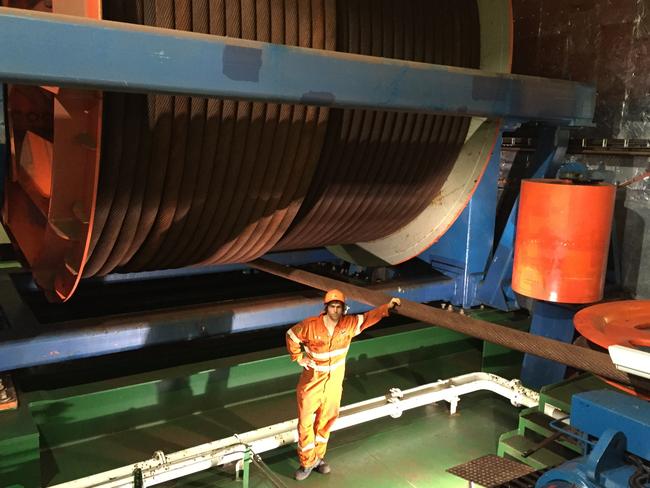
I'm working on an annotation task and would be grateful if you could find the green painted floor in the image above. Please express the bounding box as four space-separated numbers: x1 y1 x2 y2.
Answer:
40 348 522 487
184 392 520 488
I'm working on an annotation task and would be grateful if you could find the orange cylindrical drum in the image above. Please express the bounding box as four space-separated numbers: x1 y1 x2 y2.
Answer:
512 179 616 303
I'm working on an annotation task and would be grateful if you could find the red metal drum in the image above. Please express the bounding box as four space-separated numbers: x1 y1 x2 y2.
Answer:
574 300 650 400
574 300 650 350
512 179 616 303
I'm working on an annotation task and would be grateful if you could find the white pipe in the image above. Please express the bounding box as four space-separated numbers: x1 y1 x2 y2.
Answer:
50 372 539 488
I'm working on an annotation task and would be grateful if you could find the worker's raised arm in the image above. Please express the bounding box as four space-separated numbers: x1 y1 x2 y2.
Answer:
353 297 401 336
286 320 307 362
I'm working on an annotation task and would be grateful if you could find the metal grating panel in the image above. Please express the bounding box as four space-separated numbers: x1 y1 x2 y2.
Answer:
447 454 535 487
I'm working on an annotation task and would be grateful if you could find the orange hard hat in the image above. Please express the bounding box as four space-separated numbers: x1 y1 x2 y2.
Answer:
324 289 346 304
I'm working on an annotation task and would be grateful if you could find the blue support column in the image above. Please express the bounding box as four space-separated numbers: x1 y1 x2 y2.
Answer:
476 205 518 311
477 126 565 311
520 301 576 389
419 132 502 308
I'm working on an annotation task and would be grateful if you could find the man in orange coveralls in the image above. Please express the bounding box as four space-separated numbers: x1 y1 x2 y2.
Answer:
286 289 401 480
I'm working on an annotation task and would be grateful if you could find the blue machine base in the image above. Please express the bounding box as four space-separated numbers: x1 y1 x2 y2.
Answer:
536 391 650 488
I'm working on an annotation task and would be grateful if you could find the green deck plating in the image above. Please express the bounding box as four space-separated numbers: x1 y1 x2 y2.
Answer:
2 310 532 487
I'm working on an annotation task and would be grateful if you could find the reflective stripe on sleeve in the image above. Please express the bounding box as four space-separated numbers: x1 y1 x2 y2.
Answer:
354 314 364 336
287 328 301 344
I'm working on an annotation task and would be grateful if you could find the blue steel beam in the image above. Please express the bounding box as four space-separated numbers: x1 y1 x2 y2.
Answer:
99 248 340 283
0 8 595 126
420 132 502 308
477 126 564 311
0 275 455 371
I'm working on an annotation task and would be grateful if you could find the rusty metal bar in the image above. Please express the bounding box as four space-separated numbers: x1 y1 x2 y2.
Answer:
249 259 635 386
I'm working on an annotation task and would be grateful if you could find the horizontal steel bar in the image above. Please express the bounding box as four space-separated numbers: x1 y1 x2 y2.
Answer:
0 275 455 371
249 259 639 387
0 8 595 125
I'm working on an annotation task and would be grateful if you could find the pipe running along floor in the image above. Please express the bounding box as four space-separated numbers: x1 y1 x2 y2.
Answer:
35 343 521 487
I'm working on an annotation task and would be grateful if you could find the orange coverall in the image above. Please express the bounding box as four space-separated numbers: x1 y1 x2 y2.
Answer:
286 303 390 467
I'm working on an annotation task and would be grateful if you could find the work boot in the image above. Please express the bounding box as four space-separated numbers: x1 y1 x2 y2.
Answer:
315 459 331 474
294 465 314 481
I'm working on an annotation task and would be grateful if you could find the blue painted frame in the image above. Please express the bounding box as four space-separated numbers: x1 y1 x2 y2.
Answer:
571 390 650 460
0 273 455 371
419 131 502 308
537 391 650 488
420 126 572 311
477 126 565 311
0 7 596 125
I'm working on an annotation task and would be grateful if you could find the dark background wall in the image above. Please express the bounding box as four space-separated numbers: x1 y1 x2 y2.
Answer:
513 0 650 139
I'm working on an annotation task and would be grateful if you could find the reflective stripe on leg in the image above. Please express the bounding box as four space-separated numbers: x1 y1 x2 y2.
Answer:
299 442 315 452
